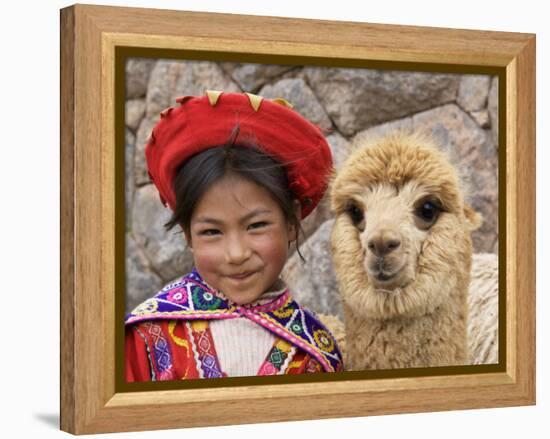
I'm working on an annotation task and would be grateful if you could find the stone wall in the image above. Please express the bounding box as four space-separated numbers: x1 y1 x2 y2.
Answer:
125 58 499 316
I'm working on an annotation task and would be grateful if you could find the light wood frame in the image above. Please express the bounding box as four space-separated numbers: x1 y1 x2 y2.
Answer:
60 4 536 435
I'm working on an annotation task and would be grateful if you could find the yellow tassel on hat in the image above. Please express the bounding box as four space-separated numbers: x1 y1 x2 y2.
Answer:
205 89 294 112
245 92 263 111
205 89 223 106
271 97 293 109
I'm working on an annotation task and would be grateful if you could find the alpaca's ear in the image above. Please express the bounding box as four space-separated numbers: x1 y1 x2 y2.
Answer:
464 204 483 231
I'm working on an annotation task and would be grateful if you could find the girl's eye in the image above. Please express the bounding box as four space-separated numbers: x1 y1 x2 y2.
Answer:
248 221 268 230
199 229 220 236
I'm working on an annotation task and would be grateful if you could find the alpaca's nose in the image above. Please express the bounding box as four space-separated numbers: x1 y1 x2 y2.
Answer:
367 230 401 257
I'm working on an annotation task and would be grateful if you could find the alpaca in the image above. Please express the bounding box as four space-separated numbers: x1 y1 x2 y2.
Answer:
329 132 482 370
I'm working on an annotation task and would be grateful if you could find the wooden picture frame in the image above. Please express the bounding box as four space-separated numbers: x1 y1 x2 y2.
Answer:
60 4 535 435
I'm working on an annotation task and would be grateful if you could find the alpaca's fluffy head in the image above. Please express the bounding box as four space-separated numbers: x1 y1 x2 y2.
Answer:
330 133 481 320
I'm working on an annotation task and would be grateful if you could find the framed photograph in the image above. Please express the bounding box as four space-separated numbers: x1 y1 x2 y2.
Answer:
60 4 535 435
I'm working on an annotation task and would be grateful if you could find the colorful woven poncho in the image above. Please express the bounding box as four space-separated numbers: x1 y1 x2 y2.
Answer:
125 269 344 381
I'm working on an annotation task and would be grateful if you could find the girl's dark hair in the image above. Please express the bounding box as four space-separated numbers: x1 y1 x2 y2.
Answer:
164 125 305 261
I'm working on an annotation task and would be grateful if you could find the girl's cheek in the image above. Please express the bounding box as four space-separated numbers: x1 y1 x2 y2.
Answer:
254 233 289 257
192 244 223 265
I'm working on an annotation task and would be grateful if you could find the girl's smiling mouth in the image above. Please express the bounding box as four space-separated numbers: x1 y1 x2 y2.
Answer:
227 271 257 280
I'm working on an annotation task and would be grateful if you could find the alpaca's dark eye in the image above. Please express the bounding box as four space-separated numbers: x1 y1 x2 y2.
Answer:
414 198 442 230
346 203 365 229
420 202 437 221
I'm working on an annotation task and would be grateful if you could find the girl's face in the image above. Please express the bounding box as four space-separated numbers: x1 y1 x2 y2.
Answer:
185 174 298 305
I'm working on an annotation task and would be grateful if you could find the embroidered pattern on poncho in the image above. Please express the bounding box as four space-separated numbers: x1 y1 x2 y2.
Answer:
125 269 343 373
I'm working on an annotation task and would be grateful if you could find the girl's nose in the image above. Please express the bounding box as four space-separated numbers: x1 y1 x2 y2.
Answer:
224 234 252 264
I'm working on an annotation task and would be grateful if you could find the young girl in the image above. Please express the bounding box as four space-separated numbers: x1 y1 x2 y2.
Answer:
125 90 344 381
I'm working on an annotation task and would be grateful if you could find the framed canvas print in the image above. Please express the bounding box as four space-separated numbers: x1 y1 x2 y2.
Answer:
60 4 535 435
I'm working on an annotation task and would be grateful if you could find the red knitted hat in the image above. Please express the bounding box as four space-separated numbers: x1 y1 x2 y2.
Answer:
145 90 333 219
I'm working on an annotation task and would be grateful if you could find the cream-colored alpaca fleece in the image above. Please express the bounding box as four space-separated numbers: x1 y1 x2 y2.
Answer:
330 132 482 370
467 253 499 364
317 253 499 366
